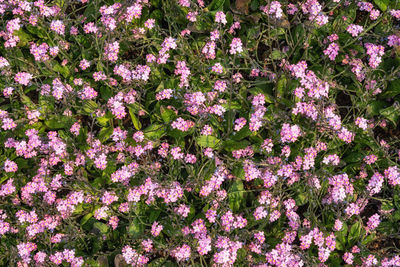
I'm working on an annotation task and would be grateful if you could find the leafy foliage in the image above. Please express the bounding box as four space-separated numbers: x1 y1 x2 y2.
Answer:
0 0 400 266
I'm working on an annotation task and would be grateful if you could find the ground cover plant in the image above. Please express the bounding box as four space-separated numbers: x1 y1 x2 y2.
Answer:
1 0 400 266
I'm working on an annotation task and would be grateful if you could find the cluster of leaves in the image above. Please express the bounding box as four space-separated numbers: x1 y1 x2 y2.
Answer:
1 0 400 266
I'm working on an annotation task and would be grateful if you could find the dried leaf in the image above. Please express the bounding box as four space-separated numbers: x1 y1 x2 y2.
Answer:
114 255 128 267
235 0 251 14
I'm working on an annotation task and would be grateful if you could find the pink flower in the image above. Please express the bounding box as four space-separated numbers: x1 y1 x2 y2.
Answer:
355 117 368 130
144 19 155 29
0 57 9 68
104 41 120 62
108 216 119 230
151 221 163 237
322 154 340 166
280 123 301 143
202 41 216 59
175 204 190 217
94 206 109 220
122 246 149 266
234 118 246 131
346 24 363 37
126 3 142 20
14 72 33 86
323 42 339 61
50 20 65 35
365 43 384 69
390 10 400 20
214 80 227 92
384 166 400 186
212 63 223 74
187 11 198 22
70 122 81 136
2 118 17 130
366 214 380 231
201 125 213 136
4 159 18 173
364 154 377 165
229 38 243 55
262 1 283 19
343 252 354 264
171 118 195 132
215 11 227 24
171 244 191 261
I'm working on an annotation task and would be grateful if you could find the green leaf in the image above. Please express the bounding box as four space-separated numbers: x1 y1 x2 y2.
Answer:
83 100 98 114
96 113 112 127
91 177 106 189
270 27 285 37
53 62 70 78
270 49 286 60
335 222 348 251
348 220 362 246
15 29 33 47
196 135 220 148
208 0 225 10
155 81 164 92
221 101 242 110
148 259 176 267
223 139 250 152
45 116 70 129
54 0 65 8
144 124 166 140
276 75 287 98
100 86 113 101
128 106 142 130
93 222 109 234
149 210 161 222
381 200 394 211
383 79 400 97
83 2 98 19
80 213 93 226
343 151 364 163
248 87 274 103
380 105 400 126
160 106 176 123
374 0 389 11
231 126 251 141
377 221 395 234
128 218 144 238
362 233 375 245
20 94 35 109
98 126 113 143
229 180 244 212
0 176 9 185
294 192 308 206
232 163 245 180
26 25 47 39
366 100 387 116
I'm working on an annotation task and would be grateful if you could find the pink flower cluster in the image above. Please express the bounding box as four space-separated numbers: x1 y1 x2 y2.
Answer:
365 43 384 69
122 245 149 266
104 41 119 62
346 24 364 37
229 38 243 55
323 42 339 61
327 173 354 203
249 94 266 132
301 0 328 26
171 117 195 131
14 72 33 86
262 1 283 19
280 123 301 143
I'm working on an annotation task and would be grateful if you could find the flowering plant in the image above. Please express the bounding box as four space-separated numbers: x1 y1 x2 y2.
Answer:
1 0 400 266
